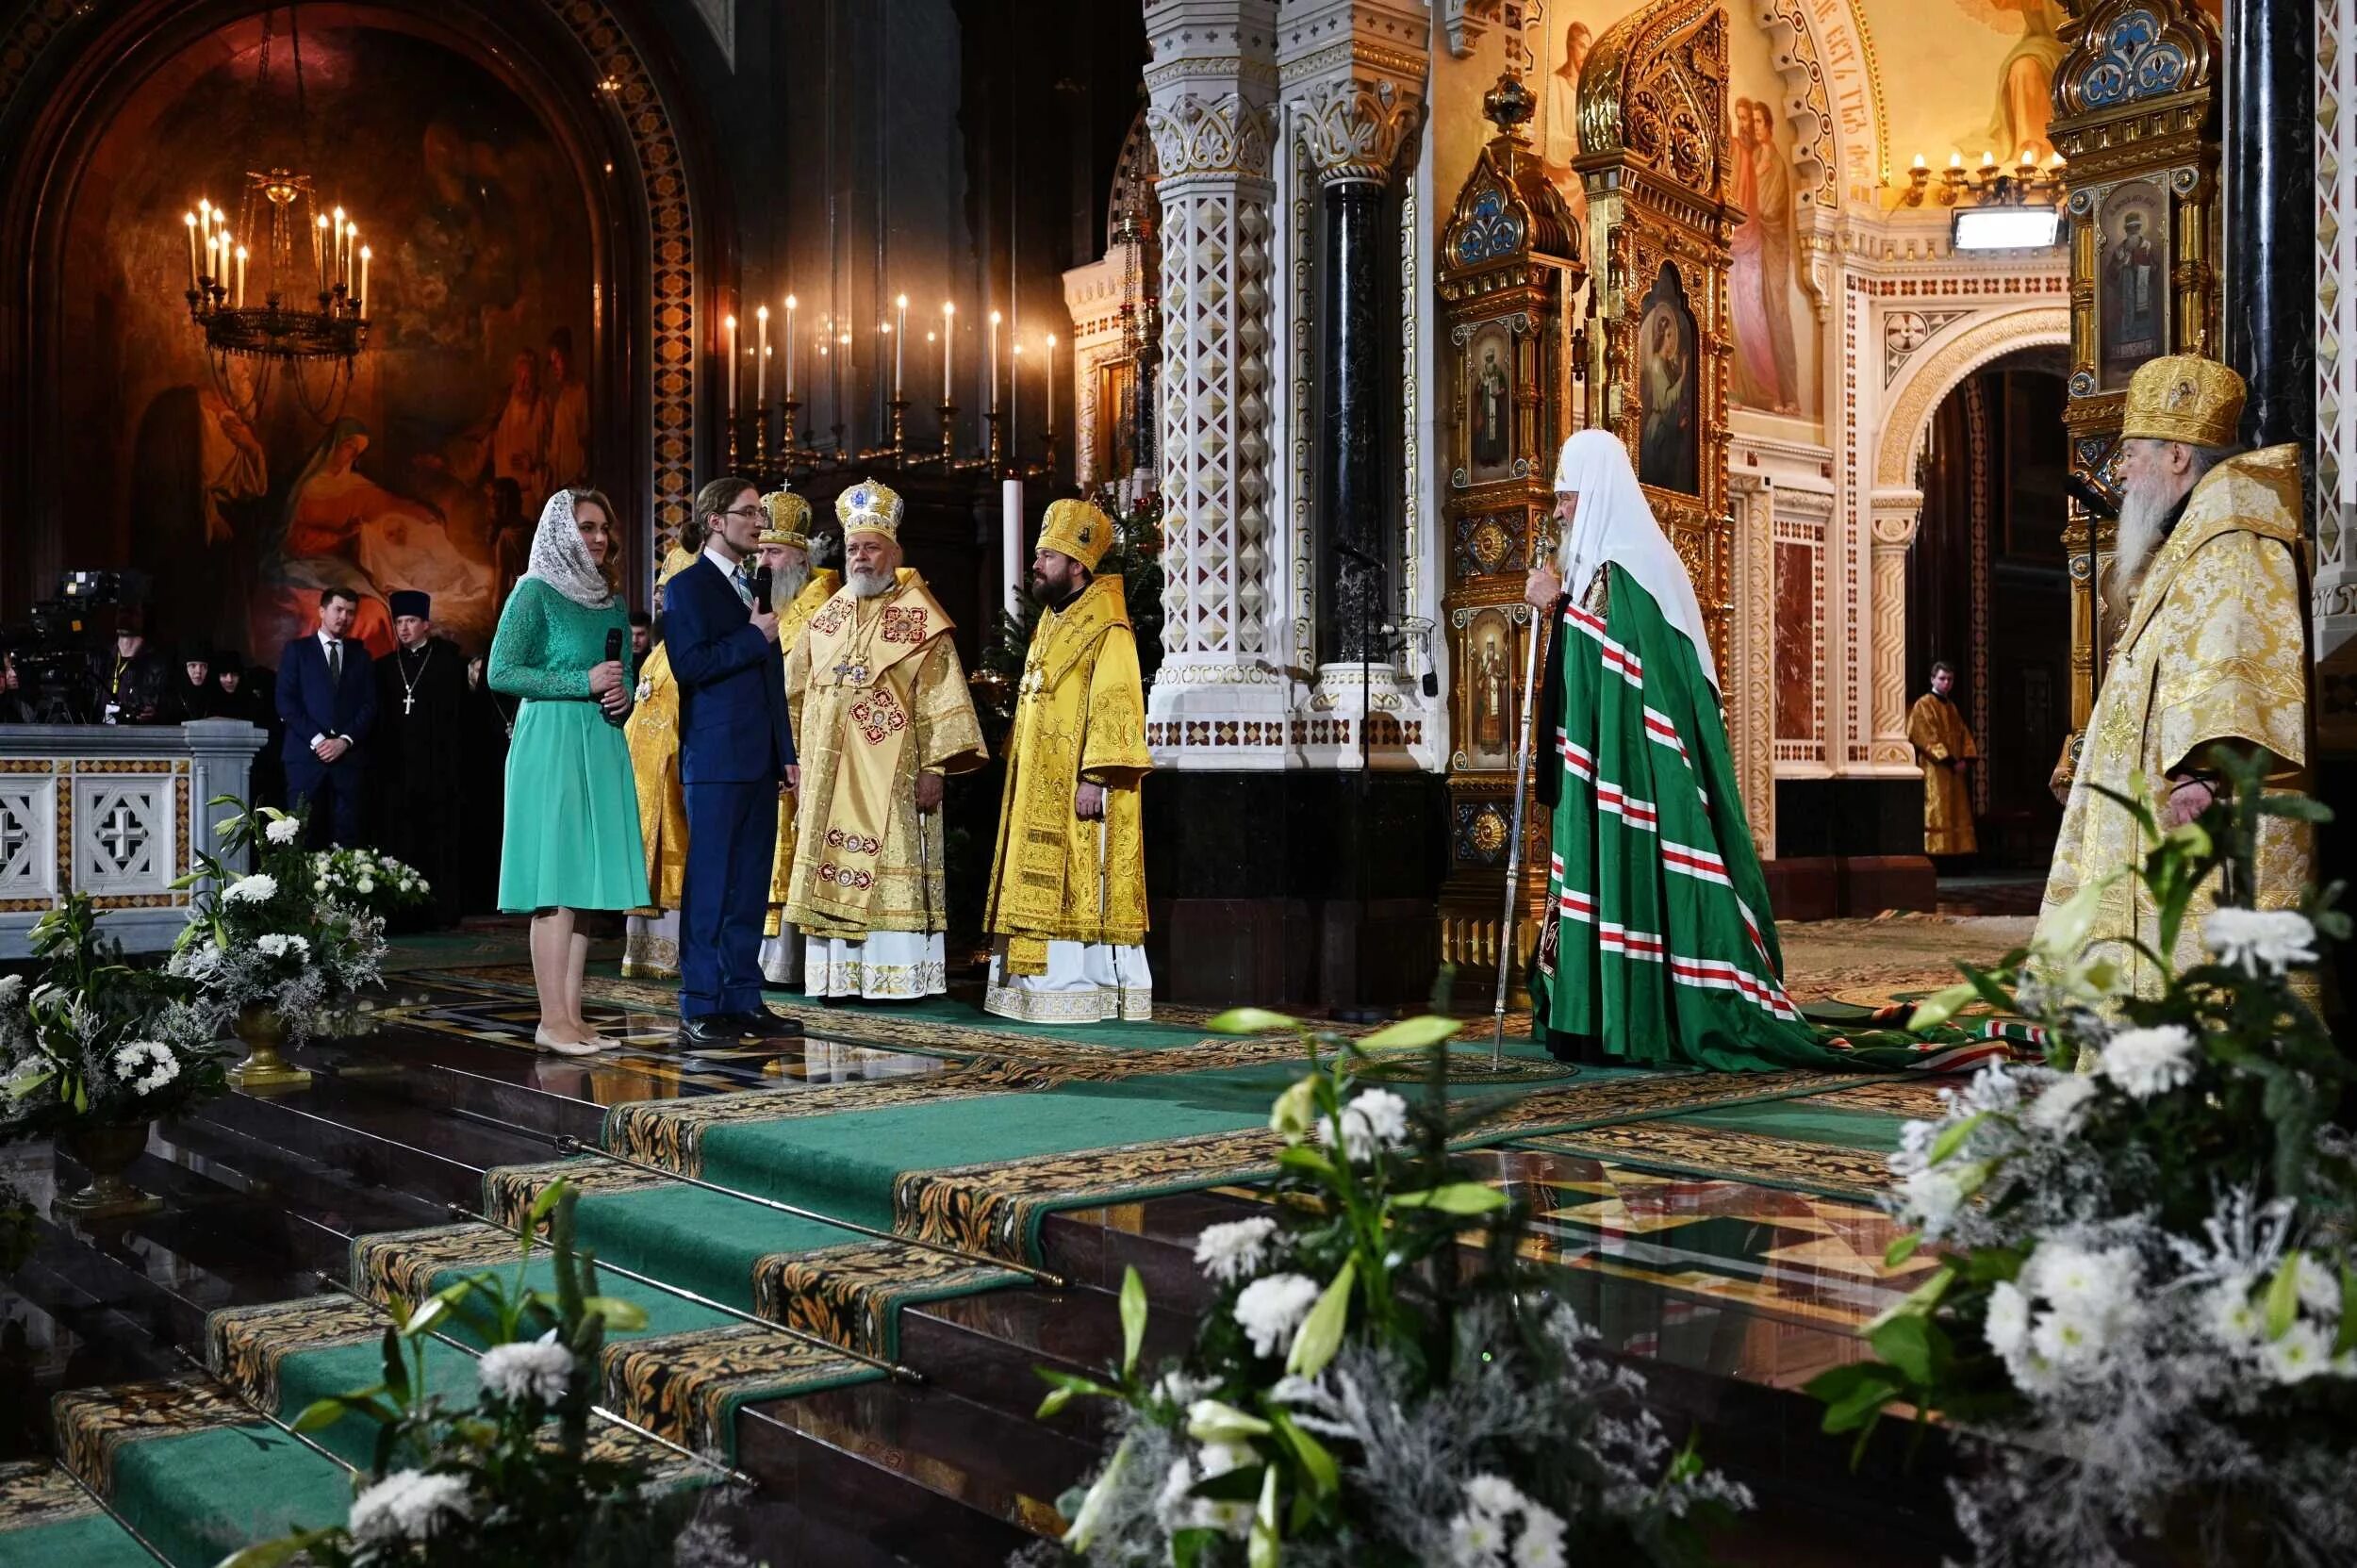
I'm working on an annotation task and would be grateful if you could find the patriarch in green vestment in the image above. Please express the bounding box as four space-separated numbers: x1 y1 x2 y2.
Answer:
1523 432 2001 1075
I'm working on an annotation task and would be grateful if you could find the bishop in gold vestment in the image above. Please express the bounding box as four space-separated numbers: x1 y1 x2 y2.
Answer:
2036 355 2315 998
783 479 987 999
1907 662 1979 857
983 500 1153 1022
750 489 844 985
621 546 699 978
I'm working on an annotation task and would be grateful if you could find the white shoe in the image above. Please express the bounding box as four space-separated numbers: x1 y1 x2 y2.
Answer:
535 1027 614 1057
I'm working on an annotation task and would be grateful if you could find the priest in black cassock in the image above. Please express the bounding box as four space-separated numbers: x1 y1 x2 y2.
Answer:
372 590 469 928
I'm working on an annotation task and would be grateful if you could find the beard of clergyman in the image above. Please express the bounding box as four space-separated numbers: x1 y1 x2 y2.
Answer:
849 563 895 599
2109 471 2188 611
775 559 811 603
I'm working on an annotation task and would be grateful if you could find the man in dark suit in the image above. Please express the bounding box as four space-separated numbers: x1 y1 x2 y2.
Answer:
277 586 376 845
665 476 801 1047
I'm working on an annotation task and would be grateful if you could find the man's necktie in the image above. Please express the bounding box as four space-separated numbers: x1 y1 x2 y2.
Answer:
327 640 342 682
733 562 754 604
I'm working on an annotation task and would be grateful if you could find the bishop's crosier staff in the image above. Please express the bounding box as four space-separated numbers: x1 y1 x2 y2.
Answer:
1490 517 1560 1071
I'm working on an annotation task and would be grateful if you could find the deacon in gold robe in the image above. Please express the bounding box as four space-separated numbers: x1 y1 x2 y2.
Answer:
982 500 1153 1023
2036 354 2315 998
753 489 843 985
621 545 700 978
783 478 987 999
1907 660 1979 858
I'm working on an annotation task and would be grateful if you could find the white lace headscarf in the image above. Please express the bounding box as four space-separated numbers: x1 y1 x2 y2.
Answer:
521 488 616 610
1552 429 1718 691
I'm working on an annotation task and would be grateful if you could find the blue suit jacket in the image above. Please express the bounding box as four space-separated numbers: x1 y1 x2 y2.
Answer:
276 635 377 764
665 554 796 785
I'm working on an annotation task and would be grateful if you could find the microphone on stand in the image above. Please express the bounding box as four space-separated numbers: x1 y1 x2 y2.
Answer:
2068 472 2120 520
751 565 774 614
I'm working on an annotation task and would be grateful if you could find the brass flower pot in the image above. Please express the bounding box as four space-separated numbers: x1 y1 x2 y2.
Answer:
55 1121 162 1222
223 1004 311 1095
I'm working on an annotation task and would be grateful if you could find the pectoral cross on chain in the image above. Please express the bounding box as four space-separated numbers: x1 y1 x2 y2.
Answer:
832 658 869 685
402 692 416 716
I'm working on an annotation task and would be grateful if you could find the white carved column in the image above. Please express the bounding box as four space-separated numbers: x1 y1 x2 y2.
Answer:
1867 488 1922 769
1143 0 1285 767
2317 0 2357 751
1728 470 1777 856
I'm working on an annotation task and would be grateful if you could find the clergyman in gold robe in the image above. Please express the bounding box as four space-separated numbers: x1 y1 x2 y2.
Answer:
621 544 700 979
783 478 987 999
752 489 843 986
983 500 1153 1023
1907 660 1979 858
2035 354 2315 997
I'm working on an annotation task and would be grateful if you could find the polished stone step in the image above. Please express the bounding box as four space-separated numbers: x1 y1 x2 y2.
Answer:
739 1378 1093 1563
896 1282 1193 1434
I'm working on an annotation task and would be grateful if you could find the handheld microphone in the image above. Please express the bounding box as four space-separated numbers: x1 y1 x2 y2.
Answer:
751 565 773 614
2068 472 2120 520
602 625 626 726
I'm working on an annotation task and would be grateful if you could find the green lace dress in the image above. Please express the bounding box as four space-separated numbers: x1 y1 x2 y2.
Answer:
488 577 649 912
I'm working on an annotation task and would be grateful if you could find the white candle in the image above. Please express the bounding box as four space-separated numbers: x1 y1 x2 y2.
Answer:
1002 478 1025 617
988 310 1002 414
941 302 955 403
893 294 907 397
183 213 199 290
332 208 346 287
783 295 798 399
315 215 330 293
357 246 370 314
756 305 769 404
1045 333 1057 435
1011 341 1023 436
235 245 248 308
724 313 737 416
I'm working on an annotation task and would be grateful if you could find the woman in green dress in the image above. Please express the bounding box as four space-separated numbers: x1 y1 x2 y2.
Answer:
489 487 648 1053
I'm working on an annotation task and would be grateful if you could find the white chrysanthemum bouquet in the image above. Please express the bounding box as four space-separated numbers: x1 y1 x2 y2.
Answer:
169 796 388 1048
308 846 433 920
1025 1011 1747 1568
1813 751 2355 1567
0 894 222 1137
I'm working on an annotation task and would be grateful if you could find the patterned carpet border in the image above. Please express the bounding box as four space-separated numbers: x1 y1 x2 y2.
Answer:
1511 1122 1896 1203
0 1460 101 1530
52 1378 255 1495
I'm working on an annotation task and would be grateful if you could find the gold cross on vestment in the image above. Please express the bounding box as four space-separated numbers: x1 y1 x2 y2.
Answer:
832 660 869 685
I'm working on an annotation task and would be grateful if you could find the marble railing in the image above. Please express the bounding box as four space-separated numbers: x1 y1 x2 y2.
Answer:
0 720 265 958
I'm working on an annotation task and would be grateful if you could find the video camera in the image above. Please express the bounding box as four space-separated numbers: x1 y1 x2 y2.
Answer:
0 569 150 725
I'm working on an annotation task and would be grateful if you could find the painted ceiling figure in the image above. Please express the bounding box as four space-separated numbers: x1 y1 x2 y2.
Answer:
1961 0 2068 163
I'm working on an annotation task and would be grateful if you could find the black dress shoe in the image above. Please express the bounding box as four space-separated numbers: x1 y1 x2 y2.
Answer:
735 1006 804 1039
678 1015 746 1048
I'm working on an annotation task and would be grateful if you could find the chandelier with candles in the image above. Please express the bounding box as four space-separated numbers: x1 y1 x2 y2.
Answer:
179 8 369 423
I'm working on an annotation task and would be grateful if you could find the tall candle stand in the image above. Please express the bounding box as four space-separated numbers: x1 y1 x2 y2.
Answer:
752 399 775 487
725 402 742 473
857 397 914 466
936 402 959 466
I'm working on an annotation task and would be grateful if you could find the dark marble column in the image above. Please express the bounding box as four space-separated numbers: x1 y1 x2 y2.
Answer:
1323 176 1386 663
2222 0 2316 454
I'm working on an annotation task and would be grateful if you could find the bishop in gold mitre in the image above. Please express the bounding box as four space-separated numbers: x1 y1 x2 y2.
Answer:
751 489 844 986
783 479 987 999
1907 660 1979 858
2035 354 2315 996
621 543 701 979
982 499 1154 1023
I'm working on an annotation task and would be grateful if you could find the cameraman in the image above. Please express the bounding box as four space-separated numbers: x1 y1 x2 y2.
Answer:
0 653 25 724
94 611 169 724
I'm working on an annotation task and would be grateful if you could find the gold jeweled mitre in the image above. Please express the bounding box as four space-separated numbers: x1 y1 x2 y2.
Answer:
759 490 812 550
835 478 903 541
1036 498 1113 571
2120 354 2246 450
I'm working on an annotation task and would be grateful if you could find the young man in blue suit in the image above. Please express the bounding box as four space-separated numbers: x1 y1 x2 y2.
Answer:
665 476 803 1047
277 586 376 846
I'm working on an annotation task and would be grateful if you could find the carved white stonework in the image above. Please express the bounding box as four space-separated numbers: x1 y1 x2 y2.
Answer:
0 722 264 958
1437 0 1503 58
0 782 56 901
1727 470 1777 857
74 778 169 895
1145 1 1290 767
2318 0 2357 749
1295 76 1425 185
1866 497 1921 768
